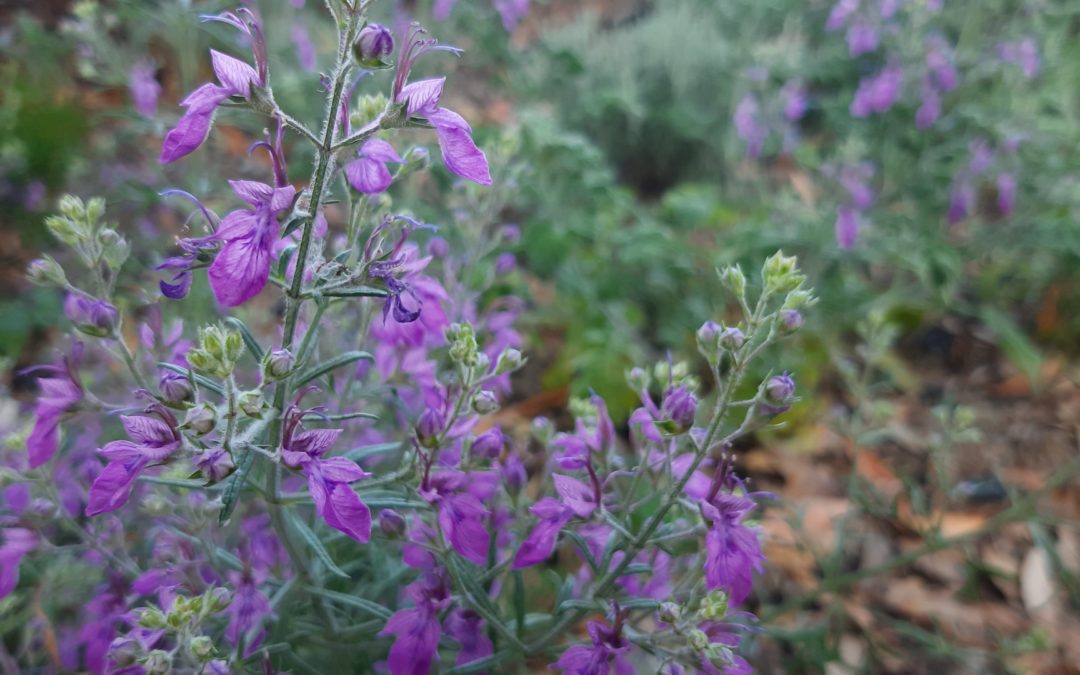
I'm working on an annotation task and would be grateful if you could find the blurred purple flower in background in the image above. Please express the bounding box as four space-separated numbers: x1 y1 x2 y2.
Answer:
128 61 161 117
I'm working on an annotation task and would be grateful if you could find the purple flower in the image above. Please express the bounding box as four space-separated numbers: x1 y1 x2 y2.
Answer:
356 23 395 66
380 579 449 675
445 609 494 669
926 37 958 91
997 173 1016 216
513 497 574 568
0 528 35 599
780 80 808 122
291 23 317 72
915 83 941 129
195 448 235 483
846 20 879 56
835 206 860 249
661 386 697 431
968 138 994 174
733 95 766 158
25 346 84 468
160 10 267 163
64 292 119 337
471 427 505 459
825 0 859 32
129 61 161 117
207 180 296 307
225 568 271 652
281 401 372 543
766 372 796 403
345 139 405 194
493 0 530 31
420 470 491 565
702 493 765 606
392 24 492 185
495 252 516 275
998 38 1040 79
850 65 902 117
948 180 974 224
552 614 634 675
86 405 181 516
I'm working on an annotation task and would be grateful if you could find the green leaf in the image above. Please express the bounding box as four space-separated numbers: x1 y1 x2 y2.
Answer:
305 586 392 619
344 441 402 461
563 529 600 574
276 244 297 279
979 307 1043 390
294 350 374 387
218 445 256 524
158 362 224 397
225 317 264 361
322 286 389 298
286 511 350 579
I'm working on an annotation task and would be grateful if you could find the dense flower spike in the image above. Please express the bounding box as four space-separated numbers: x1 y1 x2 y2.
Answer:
392 24 492 185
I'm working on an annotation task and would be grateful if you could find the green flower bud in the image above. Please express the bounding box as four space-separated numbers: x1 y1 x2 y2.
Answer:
263 349 295 381
45 214 83 246
143 649 172 674
99 228 130 271
224 330 244 364
208 587 232 613
190 635 215 659
699 590 729 621
186 349 214 374
58 194 85 220
626 366 650 391
688 628 710 653
762 250 805 294
718 265 746 299
494 347 524 375
237 390 267 418
85 196 106 226
183 403 217 436
137 608 167 629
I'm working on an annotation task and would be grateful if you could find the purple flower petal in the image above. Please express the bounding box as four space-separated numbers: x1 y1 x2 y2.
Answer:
86 459 145 516
210 49 258 97
208 232 273 307
160 83 230 164
427 107 492 185
398 78 445 116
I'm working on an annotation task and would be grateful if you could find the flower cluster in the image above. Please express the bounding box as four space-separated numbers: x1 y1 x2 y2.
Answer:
5 2 815 673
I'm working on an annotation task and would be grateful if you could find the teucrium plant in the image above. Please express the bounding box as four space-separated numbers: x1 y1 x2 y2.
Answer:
7 2 814 673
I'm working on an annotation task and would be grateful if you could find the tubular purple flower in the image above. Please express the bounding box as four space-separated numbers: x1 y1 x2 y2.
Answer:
0 528 36 599
661 386 698 431
291 23 317 72
494 0 530 32
733 95 766 158
129 61 161 117
471 427 505 459
208 180 296 307
915 83 941 129
25 345 84 468
345 139 405 194
826 0 859 31
445 609 494 669
86 405 182 516
702 494 765 606
64 293 119 337
781 80 808 122
380 579 449 675
391 24 492 185
513 498 574 569
552 613 633 674
846 20 879 56
161 9 266 164
926 37 958 91
281 401 373 543
850 65 902 118
947 180 974 224
835 206 860 249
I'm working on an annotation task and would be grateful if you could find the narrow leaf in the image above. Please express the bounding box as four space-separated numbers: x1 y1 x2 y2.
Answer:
218 444 256 524
286 511 350 579
158 362 223 396
305 586 392 619
295 351 374 387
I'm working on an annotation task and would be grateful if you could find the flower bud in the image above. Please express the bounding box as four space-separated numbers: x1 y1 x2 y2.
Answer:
658 601 682 624
107 636 140 666
378 509 407 538
494 347 524 375
189 635 214 659
99 228 130 270
186 349 214 374
184 403 217 436
718 265 746 298
138 608 168 629
762 250 804 294
27 256 67 286
699 590 729 621
404 146 431 172
208 587 232 613
85 196 106 225
64 293 119 337
427 237 450 258
58 194 85 220
263 349 294 381
416 408 444 448
688 628 711 653
44 215 83 246
195 448 235 483
719 326 745 351
500 224 521 244
206 661 230 675
661 386 698 432
766 372 796 403
696 321 721 360
354 23 394 68
471 427 504 459
159 371 194 403
237 390 267 418
143 649 172 674
626 366 650 391
502 453 526 496
530 416 554 445
471 390 499 415
224 330 244 364
779 309 803 333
